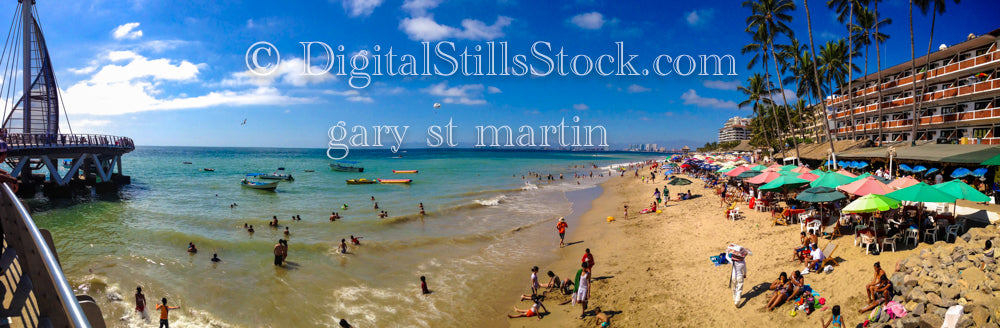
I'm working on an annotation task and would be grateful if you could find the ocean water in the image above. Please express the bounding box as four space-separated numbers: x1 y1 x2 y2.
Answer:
28 147 661 327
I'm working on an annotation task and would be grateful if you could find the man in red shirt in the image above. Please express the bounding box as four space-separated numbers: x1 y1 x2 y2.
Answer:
582 248 595 271
556 217 568 248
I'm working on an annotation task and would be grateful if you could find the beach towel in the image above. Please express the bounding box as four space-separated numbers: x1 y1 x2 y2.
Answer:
573 269 583 294
884 301 907 319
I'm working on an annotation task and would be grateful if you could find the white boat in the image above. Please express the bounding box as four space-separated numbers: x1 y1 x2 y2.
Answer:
241 174 279 190
258 168 294 181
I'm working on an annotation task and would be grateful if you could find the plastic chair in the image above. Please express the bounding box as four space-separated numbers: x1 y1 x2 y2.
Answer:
923 226 939 244
728 207 741 221
805 220 822 235
945 224 961 242
859 234 877 255
880 235 898 252
904 228 919 246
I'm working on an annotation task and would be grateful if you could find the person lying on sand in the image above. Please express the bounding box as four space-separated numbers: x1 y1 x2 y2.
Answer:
594 307 610 327
508 296 547 320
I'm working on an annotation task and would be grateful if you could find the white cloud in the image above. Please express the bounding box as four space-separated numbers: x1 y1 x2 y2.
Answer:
72 119 112 128
572 103 589 111
764 88 799 103
685 9 714 27
91 51 199 83
400 16 512 41
423 81 487 105
68 66 97 74
680 89 737 109
343 0 385 17
326 89 375 103
702 80 740 90
112 22 143 40
626 84 651 93
402 0 443 16
570 12 605 30
222 57 336 88
487 86 502 94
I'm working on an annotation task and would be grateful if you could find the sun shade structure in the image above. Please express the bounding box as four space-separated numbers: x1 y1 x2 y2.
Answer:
837 177 894 196
842 194 902 213
736 170 763 179
724 166 751 177
759 176 809 193
795 186 847 203
797 172 821 182
835 169 857 178
790 166 812 174
809 172 857 189
885 182 958 203
746 171 784 185
667 177 693 186
887 176 921 190
933 180 991 202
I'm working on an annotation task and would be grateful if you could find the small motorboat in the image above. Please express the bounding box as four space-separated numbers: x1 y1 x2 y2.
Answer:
241 175 279 191
331 160 364 172
303 170 315 173
182 161 193 164
392 170 418 174
378 179 412 184
200 168 215 172
346 178 377 185
259 171 294 181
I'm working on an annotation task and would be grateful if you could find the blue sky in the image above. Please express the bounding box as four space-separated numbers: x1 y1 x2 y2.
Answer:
13 0 1000 149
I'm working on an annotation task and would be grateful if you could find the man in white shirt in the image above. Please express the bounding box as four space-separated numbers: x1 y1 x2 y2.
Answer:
808 244 826 272
935 173 944 185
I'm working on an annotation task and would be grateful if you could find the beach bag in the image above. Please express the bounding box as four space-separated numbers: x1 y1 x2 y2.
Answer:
869 304 883 321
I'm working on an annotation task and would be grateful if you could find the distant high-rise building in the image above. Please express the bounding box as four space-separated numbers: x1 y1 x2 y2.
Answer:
719 116 752 142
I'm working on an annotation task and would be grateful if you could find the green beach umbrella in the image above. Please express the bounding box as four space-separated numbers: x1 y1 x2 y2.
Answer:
759 175 809 193
718 166 735 173
736 170 762 179
933 180 991 202
780 164 798 171
667 177 693 185
842 194 902 213
885 182 958 203
981 153 1000 165
809 172 856 189
795 186 847 203
750 165 767 171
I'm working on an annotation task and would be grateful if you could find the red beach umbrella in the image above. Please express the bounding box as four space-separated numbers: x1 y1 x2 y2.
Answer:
725 165 751 177
797 172 821 182
836 169 857 178
746 171 783 185
837 176 894 196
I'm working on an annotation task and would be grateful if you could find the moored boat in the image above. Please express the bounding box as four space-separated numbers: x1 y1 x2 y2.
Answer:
331 160 364 172
346 178 377 185
378 179 412 184
258 169 294 181
392 170 418 174
200 168 215 172
241 174 279 190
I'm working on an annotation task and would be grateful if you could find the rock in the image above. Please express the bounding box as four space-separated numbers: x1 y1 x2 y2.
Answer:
892 272 906 286
960 268 987 287
919 314 943 328
972 306 990 327
911 302 925 316
941 286 961 300
898 316 920 328
921 249 934 259
904 274 918 287
956 315 976 328
956 261 972 270
927 292 942 305
908 289 928 304
933 307 948 318
961 232 972 242
920 282 941 293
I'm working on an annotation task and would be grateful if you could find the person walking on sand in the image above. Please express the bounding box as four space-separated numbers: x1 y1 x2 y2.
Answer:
582 248 595 271
273 239 285 266
155 298 179 328
135 286 148 320
728 248 748 308
556 217 568 248
574 262 591 319
623 205 628 220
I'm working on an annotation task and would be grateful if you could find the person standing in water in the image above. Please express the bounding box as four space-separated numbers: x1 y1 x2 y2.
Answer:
155 298 179 328
273 239 285 266
135 286 148 320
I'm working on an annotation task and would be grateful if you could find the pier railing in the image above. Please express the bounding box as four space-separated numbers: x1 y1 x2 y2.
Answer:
2 133 135 150
0 183 99 327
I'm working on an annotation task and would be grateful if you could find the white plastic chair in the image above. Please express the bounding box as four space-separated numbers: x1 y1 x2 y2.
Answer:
806 220 822 235
904 228 919 245
729 207 741 221
945 224 961 242
923 226 939 244
880 235 898 252
860 234 877 254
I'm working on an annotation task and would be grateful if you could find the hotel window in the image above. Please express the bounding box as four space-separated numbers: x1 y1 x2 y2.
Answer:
959 53 971 61
976 48 986 56
956 104 968 112
973 128 991 139
975 101 990 110
941 106 955 115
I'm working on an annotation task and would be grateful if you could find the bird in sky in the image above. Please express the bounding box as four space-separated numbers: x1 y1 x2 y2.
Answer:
241 119 246 126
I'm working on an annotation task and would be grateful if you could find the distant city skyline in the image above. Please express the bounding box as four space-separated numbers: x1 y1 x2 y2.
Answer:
13 0 999 149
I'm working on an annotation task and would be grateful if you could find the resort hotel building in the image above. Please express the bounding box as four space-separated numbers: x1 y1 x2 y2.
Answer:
827 28 1000 144
719 116 752 143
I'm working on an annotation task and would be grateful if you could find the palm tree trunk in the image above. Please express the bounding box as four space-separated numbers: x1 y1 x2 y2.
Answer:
768 39 802 164
908 0 918 145
862 41 870 141
761 57 787 159
875 0 885 145
916 11 938 142
803 0 837 158
847 3 856 140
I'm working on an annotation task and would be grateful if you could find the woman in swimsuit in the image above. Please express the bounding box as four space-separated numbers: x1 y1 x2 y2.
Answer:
859 274 893 313
788 270 805 300
766 272 790 312
822 305 843 328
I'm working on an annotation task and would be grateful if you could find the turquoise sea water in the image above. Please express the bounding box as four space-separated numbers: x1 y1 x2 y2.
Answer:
29 147 662 327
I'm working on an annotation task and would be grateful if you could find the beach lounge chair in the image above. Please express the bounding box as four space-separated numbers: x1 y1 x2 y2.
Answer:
819 243 838 267
772 210 788 226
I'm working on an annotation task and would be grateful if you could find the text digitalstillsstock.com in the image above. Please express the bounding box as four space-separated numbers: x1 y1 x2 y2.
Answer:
248 41 739 88
327 117 608 159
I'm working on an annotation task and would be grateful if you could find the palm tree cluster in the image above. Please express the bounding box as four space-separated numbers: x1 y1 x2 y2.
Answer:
738 0 959 156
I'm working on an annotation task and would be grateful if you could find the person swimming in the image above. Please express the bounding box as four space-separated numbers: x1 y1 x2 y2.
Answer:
339 239 348 254
187 242 197 253
211 253 221 262
342 204 348 209
350 235 361 245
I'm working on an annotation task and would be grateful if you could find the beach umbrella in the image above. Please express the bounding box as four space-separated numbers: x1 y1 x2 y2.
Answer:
796 186 847 203
981 153 1000 165
856 161 869 169
924 168 939 177
717 166 735 173
856 173 891 184
810 172 857 189
842 194 902 213
791 166 812 174
797 172 821 182
667 177 693 186
780 164 798 171
950 168 972 179
899 164 913 172
736 170 763 179
746 171 783 184
837 161 848 168
912 165 928 173
887 176 921 190
759 175 810 193
971 168 988 178
835 169 857 178
750 164 767 171
885 182 958 203
837 177 894 196
724 166 750 177
933 180 991 202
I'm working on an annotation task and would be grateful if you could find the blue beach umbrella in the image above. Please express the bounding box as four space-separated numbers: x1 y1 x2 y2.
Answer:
856 161 869 169
912 165 927 173
950 168 972 179
924 168 939 177
899 164 913 172
971 168 988 178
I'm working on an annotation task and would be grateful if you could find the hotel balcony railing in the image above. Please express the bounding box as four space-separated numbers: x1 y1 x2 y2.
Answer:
826 49 1000 106
829 77 1000 120
831 102 999 134
2 133 135 151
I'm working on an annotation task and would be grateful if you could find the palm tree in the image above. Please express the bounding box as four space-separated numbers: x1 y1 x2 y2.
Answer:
802 0 838 157
742 26 786 157
745 0 801 164
850 7 891 141
739 73 779 152
872 0 889 144
780 41 823 141
828 0 867 140
819 39 859 103
910 0 961 144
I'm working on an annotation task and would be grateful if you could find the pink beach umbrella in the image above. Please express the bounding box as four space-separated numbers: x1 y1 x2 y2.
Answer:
725 165 751 177
797 172 821 182
837 176 894 196
836 169 857 178
791 166 812 174
746 171 783 185
887 176 921 190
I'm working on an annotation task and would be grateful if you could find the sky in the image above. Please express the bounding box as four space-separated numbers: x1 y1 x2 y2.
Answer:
7 0 1000 150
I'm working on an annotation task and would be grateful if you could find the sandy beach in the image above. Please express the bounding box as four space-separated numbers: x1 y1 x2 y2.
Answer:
507 166 992 327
